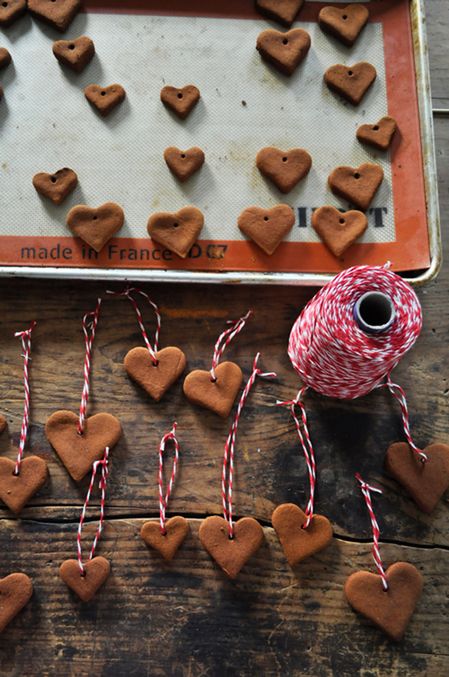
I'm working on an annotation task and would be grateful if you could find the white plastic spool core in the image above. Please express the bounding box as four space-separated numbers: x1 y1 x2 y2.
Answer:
354 292 396 334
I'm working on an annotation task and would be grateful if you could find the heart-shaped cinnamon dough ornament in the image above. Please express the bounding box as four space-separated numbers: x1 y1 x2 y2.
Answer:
124 346 186 401
141 516 189 561
257 147 312 194
183 362 243 418
199 516 264 579
0 456 48 514
160 85 200 119
385 442 449 514
28 0 81 32
256 0 304 27
0 48 11 70
84 84 126 117
33 167 78 205
0 573 33 633
357 116 397 151
312 206 367 257
238 204 295 255
59 556 110 602
272 503 333 567
319 4 369 47
53 36 95 73
0 0 27 27
45 410 122 481
328 163 384 211
345 562 423 641
164 147 205 183
67 202 124 252
324 62 377 105
147 206 204 259
256 28 311 76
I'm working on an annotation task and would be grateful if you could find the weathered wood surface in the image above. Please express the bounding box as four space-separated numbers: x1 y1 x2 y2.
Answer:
427 0 449 109
0 2 448 675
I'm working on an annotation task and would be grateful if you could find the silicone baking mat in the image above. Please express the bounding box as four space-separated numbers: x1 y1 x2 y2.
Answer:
0 0 430 276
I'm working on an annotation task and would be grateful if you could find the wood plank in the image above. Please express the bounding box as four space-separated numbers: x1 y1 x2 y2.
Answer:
426 0 449 109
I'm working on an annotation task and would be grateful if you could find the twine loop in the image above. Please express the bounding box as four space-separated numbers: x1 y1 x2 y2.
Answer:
13 321 37 475
158 422 180 535
78 299 102 435
355 473 388 591
210 310 252 382
77 447 109 576
107 287 161 365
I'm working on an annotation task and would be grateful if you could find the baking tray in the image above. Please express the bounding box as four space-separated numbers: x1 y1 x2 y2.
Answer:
0 0 441 285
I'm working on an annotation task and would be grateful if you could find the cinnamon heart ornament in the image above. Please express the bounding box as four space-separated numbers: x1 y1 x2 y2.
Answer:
141 516 189 561
28 0 81 32
0 456 48 514
199 516 264 579
385 442 449 514
324 62 377 105
32 167 78 205
67 202 125 252
53 36 95 73
256 28 311 76
345 562 423 641
319 4 369 47
256 0 304 27
59 556 110 602
0 48 12 70
160 85 200 119
0 0 26 27
256 147 312 193
84 84 126 117
312 206 367 257
238 204 295 255
45 410 122 481
272 503 333 567
164 146 205 182
0 573 33 633
357 116 398 151
147 206 204 259
183 362 243 418
124 346 186 402
328 163 384 211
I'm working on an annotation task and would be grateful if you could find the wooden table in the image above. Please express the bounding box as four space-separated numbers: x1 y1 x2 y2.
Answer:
1 3 448 674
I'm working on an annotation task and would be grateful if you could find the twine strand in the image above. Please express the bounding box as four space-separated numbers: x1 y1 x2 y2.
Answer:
13 321 36 475
77 447 109 575
210 311 252 382
157 423 180 534
355 473 388 591
107 287 160 364
78 299 102 435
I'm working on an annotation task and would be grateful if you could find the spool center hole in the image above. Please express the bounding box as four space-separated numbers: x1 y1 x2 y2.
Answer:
358 293 393 328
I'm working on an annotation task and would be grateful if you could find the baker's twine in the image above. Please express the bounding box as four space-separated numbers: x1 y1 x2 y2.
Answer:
77 447 109 575
107 287 161 365
157 423 180 535
13 321 36 475
355 473 388 591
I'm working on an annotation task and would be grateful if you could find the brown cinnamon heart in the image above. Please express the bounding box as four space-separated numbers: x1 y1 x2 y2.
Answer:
147 206 204 259
0 573 33 633
84 84 126 117
199 516 264 579
45 410 122 481
238 204 295 255
256 147 312 194
183 362 242 418
164 147 205 183
324 62 377 105
319 4 369 47
0 48 12 69
385 442 449 514
328 163 384 211
28 0 81 32
0 415 6 434
160 85 200 120
67 202 125 252
357 116 398 151
32 167 78 205
272 503 333 567
52 36 95 73
0 456 48 514
312 205 367 257
0 0 27 27
59 556 110 602
256 28 311 76
124 346 186 402
256 0 304 27
141 516 189 561
345 562 423 641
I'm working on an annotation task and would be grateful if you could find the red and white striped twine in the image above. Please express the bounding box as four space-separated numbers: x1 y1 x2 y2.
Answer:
222 353 276 538
77 446 109 575
78 299 102 435
288 264 425 461
13 321 36 475
107 287 160 365
277 386 316 528
355 473 388 591
210 310 252 382
157 423 180 534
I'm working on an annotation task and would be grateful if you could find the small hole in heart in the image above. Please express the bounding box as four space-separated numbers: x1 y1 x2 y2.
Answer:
373 125 380 131
180 153 186 159
50 176 57 183
342 14 348 20
339 218 345 224
101 91 106 96
210 376 218 383
282 157 288 163
264 216 269 222
177 92 183 99
12 470 19 477
282 38 289 45
228 534 234 540
161 529 167 536
152 360 159 367
80 571 86 578
2 2 8 7
93 215 98 220
173 222 179 228
68 43 76 50
353 172 361 179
